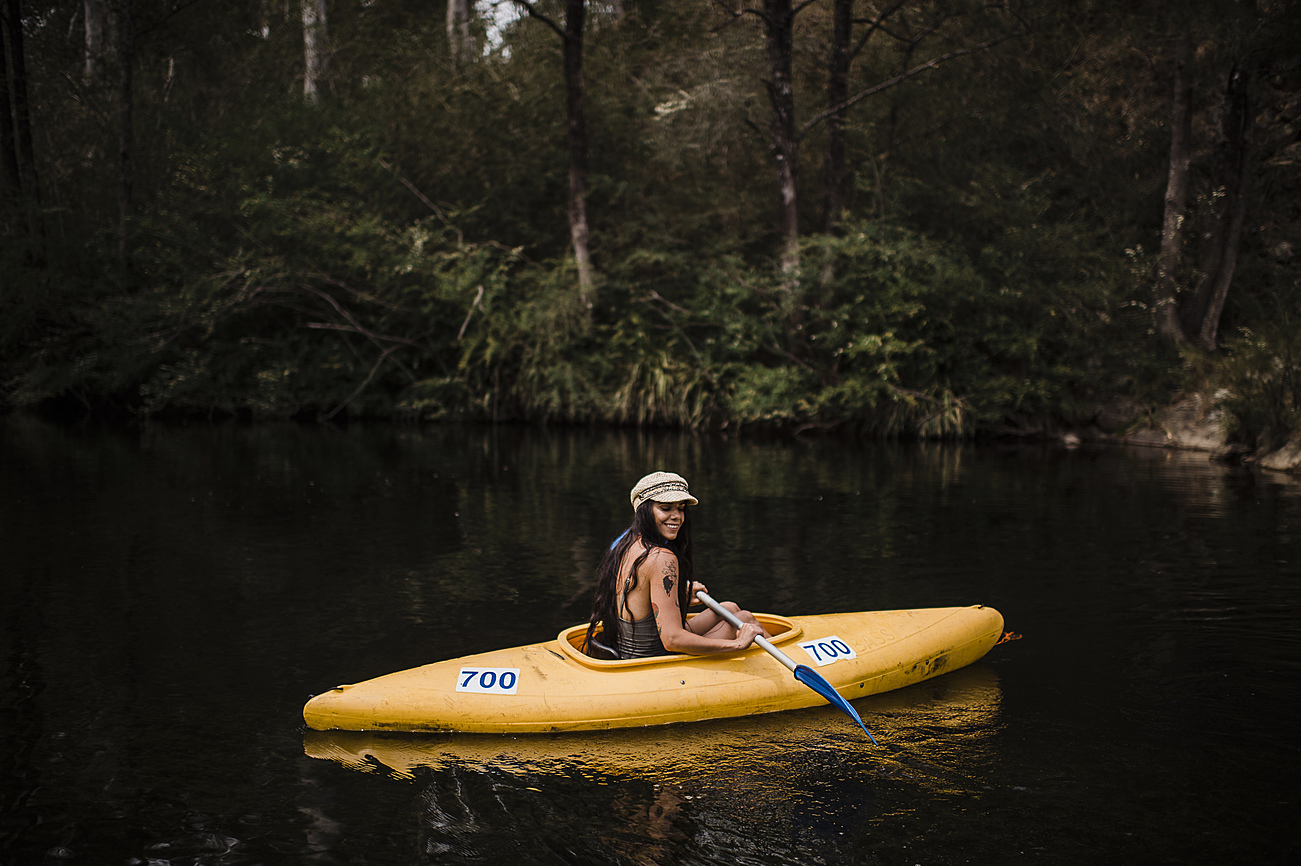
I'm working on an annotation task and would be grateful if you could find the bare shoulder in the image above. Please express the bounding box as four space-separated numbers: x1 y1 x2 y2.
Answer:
642 548 681 604
641 546 679 571
623 543 677 583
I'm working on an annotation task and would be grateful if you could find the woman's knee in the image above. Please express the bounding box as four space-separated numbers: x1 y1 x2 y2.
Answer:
724 602 759 622
722 601 760 621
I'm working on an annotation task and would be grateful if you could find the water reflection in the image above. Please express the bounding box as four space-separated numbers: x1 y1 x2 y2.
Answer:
303 664 1001 784
4 415 1299 865
300 665 1003 861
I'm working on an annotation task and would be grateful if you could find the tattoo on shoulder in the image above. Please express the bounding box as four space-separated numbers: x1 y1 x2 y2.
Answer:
661 559 677 596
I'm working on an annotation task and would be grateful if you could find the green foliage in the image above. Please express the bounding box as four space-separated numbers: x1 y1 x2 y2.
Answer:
702 221 1148 436
1214 322 1301 451
444 262 601 422
1 0 1293 445
709 225 950 434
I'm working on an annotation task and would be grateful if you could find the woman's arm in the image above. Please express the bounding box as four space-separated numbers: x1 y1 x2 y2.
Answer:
644 549 760 655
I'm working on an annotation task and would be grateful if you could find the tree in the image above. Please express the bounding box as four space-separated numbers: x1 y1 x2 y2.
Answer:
818 2 1019 229
1150 3 1283 352
2 0 40 243
0 5 21 206
510 0 595 307
117 0 133 263
1153 31 1192 345
724 0 1017 272
84 0 105 79
759 0 801 273
447 0 474 63
303 0 328 103
820 0 932 234
1180 58 1257 351
821 0 854 234
713 0 804 272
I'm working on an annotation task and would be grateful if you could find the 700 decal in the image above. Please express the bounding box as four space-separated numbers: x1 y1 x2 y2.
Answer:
798 636 857 667
455 667 521 695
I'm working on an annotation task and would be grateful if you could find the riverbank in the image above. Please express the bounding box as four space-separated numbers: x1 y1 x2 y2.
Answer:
1072 392 1301 475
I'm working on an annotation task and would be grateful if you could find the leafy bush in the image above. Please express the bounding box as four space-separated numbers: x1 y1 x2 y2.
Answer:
1215 322 1301 451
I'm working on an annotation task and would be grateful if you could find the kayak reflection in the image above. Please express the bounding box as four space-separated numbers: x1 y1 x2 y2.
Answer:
302 663 1004 789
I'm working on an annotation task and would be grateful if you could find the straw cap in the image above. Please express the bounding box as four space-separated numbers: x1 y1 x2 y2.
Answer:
630 472 698 511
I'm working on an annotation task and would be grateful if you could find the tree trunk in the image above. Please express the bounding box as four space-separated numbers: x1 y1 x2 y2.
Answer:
763 0 799 273
446 0 472 64
4 0 37 204
85 0 104 79
1153 32 1192 345
563 0 595 307
302 0 327 104
821 0 852 234
0 8 21 203
3 0 34 195
2 0 42 256
1184 61 1257 351
511 0 596 308
117 0 132 264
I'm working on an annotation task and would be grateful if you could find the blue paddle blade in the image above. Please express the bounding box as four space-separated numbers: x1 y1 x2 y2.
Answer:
794 664 879 745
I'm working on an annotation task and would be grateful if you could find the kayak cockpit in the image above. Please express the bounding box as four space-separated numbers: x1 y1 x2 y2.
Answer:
556 613 802 669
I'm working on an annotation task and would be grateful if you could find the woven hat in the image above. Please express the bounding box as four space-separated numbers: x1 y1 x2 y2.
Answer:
630 471 698 511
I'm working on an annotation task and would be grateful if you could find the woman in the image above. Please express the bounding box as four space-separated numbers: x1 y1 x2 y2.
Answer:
585 471 769 659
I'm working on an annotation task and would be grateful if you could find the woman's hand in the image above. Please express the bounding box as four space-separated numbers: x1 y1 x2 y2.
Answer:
688 581 709 604
733 621 763 651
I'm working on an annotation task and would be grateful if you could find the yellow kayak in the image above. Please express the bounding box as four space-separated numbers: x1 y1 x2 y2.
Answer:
303 663 1005 781
302 605 1004 734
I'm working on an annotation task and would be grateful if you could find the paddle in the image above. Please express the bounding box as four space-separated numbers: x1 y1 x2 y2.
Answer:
695 590 879 744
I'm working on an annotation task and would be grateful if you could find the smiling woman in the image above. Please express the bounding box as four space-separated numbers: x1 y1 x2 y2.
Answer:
583 472 770 659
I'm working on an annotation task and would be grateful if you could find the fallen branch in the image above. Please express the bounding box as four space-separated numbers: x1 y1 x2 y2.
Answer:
801 37 1012 136
319 345 400 422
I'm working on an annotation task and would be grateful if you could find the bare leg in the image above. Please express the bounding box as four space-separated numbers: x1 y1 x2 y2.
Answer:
687 601 772 639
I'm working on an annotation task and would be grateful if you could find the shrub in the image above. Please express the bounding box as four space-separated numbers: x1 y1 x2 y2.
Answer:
1215 321 1301 451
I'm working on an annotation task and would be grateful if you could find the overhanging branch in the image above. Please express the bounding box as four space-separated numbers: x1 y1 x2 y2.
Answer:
508 0 566 40
801 36 1012 136
849 0 911 61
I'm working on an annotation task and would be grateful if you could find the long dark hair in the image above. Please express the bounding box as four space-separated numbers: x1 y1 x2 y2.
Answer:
584 501 694 653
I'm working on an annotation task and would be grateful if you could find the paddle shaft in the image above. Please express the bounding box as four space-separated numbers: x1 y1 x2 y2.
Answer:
694 591 796 672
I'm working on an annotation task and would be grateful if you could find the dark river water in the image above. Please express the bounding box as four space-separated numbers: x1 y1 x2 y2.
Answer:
2 415 1298 865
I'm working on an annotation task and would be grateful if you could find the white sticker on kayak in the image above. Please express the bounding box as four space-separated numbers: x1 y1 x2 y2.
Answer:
798 637 857 667
456 667 520 695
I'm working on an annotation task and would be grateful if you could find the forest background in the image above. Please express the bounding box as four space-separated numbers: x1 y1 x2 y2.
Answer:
2 0 1299 455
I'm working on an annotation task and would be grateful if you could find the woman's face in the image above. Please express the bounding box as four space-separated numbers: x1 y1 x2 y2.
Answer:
651 501 687 540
